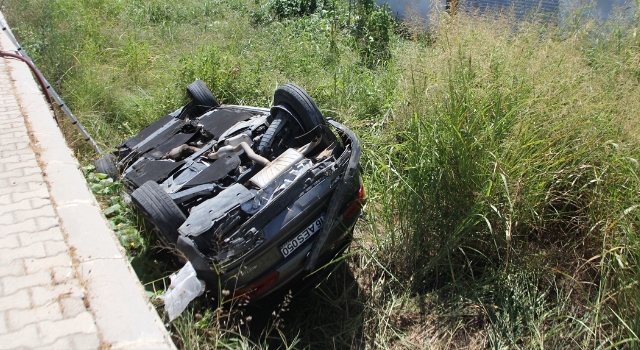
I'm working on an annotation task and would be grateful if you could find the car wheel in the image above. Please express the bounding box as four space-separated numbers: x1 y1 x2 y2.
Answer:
187 79 220 112
95 153 118 179
131 180 186 246
273 83 325 131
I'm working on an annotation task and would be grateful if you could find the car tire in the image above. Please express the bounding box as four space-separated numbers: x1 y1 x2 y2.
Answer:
273 83 325 131
187 79 220 112
95 153 118 179
258 112 287 154
131 180 186 246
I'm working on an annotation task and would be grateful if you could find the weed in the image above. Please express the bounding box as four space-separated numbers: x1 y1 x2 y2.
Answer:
352 0 395 67
84 165 146 254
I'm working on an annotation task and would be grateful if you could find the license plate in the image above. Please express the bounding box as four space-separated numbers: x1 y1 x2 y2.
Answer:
280 214 325 258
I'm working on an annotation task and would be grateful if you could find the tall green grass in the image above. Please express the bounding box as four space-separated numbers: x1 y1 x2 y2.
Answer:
4 0 640 348
359 13 640 348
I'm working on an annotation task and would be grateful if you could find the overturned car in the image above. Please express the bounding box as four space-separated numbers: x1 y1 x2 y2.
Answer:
96 81 365 300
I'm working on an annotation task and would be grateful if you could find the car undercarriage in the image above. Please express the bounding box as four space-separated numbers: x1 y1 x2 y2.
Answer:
96 81 365 300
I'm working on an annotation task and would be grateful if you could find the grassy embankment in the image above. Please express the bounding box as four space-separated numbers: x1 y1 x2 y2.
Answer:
4 0 640 348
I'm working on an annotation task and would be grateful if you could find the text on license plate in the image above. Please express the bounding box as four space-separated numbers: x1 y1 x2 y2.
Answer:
280 214 325 258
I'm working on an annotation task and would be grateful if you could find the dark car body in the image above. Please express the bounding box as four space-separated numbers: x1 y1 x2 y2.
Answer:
97 81 365 301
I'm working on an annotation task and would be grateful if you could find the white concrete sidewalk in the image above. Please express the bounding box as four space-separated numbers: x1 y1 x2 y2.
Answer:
0 15 175 350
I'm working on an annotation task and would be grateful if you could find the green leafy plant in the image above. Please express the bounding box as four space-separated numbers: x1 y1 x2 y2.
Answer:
352 0 394 67
84 165 145 254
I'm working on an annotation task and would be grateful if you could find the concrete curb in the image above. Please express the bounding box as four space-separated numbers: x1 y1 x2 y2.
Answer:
1 14 176 350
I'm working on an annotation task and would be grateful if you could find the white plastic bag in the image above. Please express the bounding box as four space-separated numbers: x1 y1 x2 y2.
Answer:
160 261 206 321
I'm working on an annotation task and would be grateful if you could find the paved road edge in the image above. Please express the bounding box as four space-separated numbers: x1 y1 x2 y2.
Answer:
0 15 176 350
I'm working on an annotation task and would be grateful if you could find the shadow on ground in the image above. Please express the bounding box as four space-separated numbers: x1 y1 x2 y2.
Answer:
242 261 365 349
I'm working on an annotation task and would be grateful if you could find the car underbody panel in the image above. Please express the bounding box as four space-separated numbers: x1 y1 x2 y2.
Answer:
99 81 365 300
